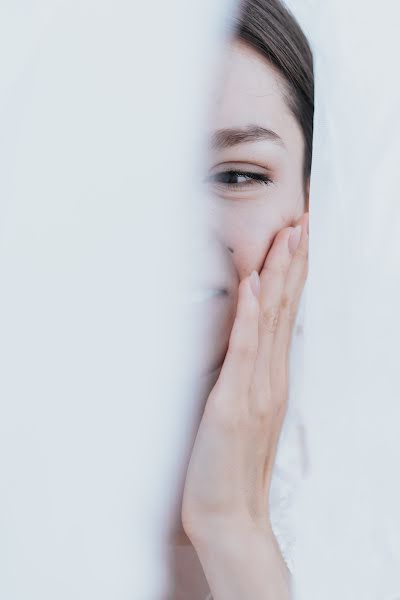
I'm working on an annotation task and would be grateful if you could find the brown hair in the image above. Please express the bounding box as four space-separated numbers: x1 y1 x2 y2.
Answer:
233 0 314 189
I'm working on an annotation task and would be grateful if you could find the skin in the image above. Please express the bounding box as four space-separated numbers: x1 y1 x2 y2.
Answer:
173 38 310 598
202 38 308 374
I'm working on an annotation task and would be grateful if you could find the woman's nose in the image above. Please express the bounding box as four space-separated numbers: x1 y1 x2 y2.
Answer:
188 193 237 289
185 227 237 294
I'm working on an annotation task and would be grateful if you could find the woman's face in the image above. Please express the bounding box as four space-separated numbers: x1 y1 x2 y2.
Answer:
197 38 309 379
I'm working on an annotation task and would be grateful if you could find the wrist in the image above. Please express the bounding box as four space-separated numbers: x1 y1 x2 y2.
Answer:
186 513 274 554
192 519 290 600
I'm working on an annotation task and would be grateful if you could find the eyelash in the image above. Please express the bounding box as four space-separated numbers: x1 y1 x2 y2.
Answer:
207 170 272 189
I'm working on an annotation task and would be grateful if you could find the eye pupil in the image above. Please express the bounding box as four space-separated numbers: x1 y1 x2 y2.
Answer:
219 171 243 184
206 170 271 190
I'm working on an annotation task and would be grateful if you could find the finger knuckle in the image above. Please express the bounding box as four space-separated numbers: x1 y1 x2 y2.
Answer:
252 393 286 423
237 344 257 362
280 292 291 310
248 382 273 420
260 305 280 333
229 337 257 362
293 245 309 260
280 296 297 324
262 260 287 280
252 400 274 421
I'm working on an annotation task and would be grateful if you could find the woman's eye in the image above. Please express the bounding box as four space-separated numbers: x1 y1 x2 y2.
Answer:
206 170 272 190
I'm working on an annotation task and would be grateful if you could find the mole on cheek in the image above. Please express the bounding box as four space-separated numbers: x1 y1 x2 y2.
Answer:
228 247 234 254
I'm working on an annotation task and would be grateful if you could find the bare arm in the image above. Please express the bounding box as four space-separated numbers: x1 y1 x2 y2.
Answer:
193 521 290 600
181 213 309 599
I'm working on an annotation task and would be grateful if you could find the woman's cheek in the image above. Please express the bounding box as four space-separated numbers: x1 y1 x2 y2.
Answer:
189 286 238 377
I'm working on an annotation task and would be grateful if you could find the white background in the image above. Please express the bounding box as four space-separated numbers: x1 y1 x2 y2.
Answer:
286 1 400 598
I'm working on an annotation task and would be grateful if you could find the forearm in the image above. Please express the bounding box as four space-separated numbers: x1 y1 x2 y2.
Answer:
192 522 290 600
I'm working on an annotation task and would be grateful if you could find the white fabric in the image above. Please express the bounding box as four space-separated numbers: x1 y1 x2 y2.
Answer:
269 287 307 573
0 1 231 598
280 1 400 597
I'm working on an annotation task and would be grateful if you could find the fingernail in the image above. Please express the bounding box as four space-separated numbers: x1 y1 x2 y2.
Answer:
288 225 301 254
250 270 260 298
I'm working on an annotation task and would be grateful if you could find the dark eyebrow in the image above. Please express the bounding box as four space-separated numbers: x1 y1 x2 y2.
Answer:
210 125 285 150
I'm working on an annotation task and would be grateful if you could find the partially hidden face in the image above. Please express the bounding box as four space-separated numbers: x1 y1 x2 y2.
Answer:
196 38 308 380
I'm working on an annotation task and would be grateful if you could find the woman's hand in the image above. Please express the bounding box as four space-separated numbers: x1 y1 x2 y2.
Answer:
181 212 309 599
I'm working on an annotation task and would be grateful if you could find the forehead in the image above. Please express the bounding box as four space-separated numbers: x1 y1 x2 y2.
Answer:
210 39 303 150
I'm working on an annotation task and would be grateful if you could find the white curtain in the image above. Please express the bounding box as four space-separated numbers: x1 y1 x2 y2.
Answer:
284 1 400 597
0 1 231 598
